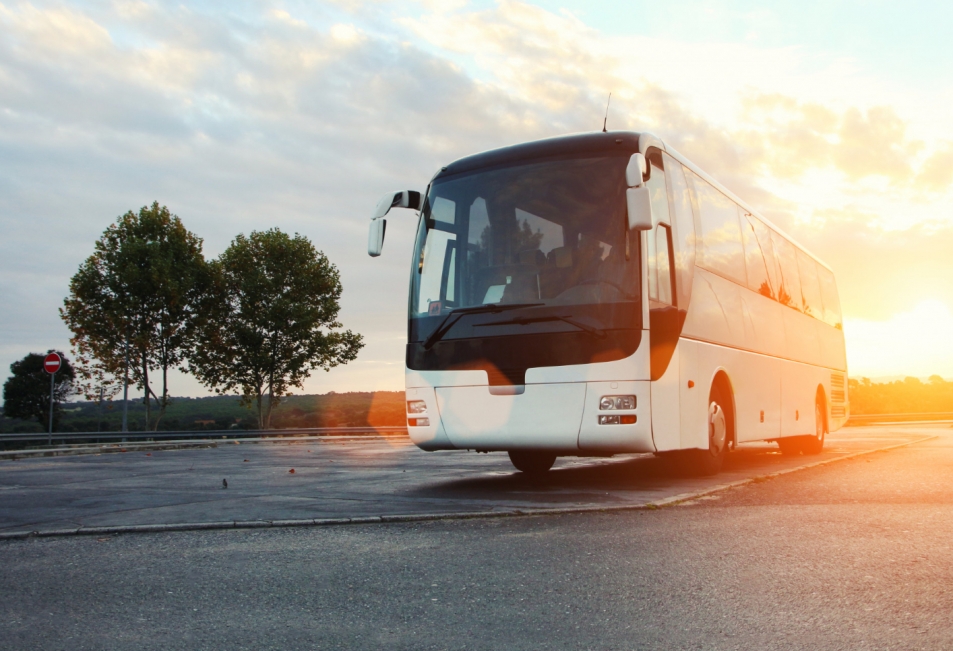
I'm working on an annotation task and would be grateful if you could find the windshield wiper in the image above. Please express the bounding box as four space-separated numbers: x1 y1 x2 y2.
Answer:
476 314 606 338
422 303 544 350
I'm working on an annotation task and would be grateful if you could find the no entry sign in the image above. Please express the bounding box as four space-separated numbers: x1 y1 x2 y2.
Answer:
44 352 61 374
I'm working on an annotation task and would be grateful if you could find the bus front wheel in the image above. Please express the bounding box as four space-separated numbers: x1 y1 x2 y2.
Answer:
508 451 557 474
680 384 731 476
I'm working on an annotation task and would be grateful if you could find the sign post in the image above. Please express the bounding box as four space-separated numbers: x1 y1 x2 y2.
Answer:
44 352 61 445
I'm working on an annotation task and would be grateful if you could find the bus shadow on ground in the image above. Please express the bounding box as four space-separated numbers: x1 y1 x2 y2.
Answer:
409 445 791 502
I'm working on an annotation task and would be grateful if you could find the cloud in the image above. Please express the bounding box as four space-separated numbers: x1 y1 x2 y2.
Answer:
1 3 112 56
0 0 564 395
735 94 930 186
915 142 953 193
796 209 953 321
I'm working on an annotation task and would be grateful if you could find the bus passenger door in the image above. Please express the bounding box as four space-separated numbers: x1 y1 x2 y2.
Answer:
648 223 681 451
651 340 681 451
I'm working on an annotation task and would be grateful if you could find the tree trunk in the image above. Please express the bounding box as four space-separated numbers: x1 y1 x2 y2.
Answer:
141 353 151 431
264 388 274 430
256 389 264 430
154 352 169 431
264 332 278 430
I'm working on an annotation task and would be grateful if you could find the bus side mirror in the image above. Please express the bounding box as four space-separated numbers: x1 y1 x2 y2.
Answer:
626 187 653 231
368 218 386 257
625 153 652 230
626 153 646 188
368 190 422 257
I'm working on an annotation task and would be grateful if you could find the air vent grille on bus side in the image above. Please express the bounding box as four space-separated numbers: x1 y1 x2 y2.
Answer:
830 373 846 404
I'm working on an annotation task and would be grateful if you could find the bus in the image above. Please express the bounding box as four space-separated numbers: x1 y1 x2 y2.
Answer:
367 131 848 475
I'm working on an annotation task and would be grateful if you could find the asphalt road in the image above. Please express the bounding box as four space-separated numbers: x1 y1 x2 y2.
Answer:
0 428 930 534
2 426 952 650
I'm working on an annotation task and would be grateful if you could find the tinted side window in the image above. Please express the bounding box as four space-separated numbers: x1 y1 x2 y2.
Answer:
748 216 780 299
416 197 459 312
663 154 695 310
817 266 843 329
741 213 772 298
692 175 746 284
797 250 823 320
432 197 456 224
771 232 802 311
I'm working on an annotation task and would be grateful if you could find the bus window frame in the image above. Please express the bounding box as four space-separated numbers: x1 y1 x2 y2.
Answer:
740 212 773 299
796 249 824 320
691 174 747 286
771 231 804 312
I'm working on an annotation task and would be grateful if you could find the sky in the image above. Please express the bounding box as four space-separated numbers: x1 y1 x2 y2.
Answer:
2 0 953 400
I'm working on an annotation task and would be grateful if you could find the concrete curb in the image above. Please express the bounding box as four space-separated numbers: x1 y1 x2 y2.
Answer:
0 435 935 542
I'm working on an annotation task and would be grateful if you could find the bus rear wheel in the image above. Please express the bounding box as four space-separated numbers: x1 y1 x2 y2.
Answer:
801 399 826 455
777 398 827 455
508 451 557 474
777 437 801 455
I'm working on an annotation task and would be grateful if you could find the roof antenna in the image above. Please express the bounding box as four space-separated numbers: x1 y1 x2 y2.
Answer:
602 92 612 133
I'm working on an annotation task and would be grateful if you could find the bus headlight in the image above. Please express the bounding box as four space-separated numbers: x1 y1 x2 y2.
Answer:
599 414 637 425
407 400 427 414
599 395 636 410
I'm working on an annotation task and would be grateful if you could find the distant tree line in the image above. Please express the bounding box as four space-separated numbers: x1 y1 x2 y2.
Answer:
2 202 363 432
848 376 953 415
0 391 406 435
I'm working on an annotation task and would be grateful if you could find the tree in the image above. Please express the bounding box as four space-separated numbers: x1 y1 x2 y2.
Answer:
189 229 364 429
71 336 122 431
60 202 210 430
2 351 75 430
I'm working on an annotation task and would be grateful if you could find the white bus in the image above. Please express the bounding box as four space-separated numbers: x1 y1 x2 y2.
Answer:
368 131 848 475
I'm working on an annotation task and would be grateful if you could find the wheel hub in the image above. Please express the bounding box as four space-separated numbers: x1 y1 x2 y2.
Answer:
709 403 727 455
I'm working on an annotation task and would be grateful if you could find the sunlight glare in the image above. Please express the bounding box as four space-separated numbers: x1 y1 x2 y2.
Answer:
845 300 953 378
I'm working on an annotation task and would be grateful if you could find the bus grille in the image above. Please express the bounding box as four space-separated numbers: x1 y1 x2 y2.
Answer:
830 373 846 404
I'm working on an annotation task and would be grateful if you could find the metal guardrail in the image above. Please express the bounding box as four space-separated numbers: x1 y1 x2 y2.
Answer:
0 426 408 445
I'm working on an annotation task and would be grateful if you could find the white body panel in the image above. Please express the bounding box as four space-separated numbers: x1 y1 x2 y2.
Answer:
676 267 845 446
579 380 654 452
650 345 681 451
406 344 655 453
436 383 586 450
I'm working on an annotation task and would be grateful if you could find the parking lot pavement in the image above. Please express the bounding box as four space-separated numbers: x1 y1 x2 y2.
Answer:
0 426 937 534
2 428 952 651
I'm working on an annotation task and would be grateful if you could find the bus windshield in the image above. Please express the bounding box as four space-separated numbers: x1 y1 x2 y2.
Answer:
410 154 638 342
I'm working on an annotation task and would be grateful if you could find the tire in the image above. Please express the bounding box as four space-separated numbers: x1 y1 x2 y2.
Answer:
681 383 730 476
777 437 802 456
801 399 826 455
776 398 826 456
508 451 557 474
